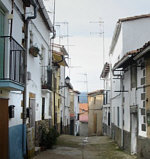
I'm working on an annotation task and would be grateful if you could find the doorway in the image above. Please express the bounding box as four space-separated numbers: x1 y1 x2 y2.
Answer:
29 98 36 128
131 113 137 155
0 98 8 159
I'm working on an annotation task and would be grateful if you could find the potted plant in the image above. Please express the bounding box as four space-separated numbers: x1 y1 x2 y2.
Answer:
29 46 39 57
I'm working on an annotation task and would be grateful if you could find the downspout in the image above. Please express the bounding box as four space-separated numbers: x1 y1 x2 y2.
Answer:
113 68 124 148
23 0 37 158
120 74 124 149
50 0 56 130
10 0 14 37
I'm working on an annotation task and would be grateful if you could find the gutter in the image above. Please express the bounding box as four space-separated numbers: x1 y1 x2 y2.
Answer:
133 45 150 60
113 55 131 71
23 0 37 124
109 22 121 55
23 0 37 158
37 0 53 32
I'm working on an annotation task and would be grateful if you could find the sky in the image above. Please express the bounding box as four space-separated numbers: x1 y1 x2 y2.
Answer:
44 0 150 92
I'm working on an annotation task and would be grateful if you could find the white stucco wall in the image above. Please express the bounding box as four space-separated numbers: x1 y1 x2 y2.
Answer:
122 18 150 56
136 58 147 137
59 66 65 125
111 28 123 67
64 87 70 126
123 68 131 132
9 92 23 127
0 0 25 127
26 11 51 122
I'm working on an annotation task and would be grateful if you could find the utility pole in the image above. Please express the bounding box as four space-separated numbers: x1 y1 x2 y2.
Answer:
77 73 88 93
55 22 71 76
90 19 105 89
90 19 105 65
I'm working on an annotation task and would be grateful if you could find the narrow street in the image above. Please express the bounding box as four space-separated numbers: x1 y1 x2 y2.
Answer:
33 135 137 159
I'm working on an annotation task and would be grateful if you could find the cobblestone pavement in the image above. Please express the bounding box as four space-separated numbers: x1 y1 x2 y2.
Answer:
33 135 137 159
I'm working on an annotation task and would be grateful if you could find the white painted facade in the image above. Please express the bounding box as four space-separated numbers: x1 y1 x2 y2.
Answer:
64 86 70 127
0 0 24 129
74 91 80 135
107 15 150 154
0 0 53 127
27 19 51 122
110 16 150 136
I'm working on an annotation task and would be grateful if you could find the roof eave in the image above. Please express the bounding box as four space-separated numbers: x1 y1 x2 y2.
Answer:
37 0 53 32
109 22 121 55
113 55 131 70
134 45 150 60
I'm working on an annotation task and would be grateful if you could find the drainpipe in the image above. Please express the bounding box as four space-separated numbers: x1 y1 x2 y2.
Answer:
120 75 124 149
23 0 37 158
112 66 124 147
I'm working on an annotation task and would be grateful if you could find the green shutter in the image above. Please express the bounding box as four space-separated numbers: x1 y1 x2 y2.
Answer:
0 9 4 78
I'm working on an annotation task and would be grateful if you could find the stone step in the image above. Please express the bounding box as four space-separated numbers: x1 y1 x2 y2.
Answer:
35 147 41 156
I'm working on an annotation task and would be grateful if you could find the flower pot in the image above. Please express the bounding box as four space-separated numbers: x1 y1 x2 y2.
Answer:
29 46 39 57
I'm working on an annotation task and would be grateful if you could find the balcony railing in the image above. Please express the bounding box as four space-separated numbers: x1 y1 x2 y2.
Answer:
0 36 25 85
41 66 52 90
103 90 110 105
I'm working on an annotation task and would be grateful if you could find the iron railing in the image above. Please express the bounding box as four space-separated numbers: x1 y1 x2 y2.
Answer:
41 66 52 90
0 36 25 84
103 90 110 105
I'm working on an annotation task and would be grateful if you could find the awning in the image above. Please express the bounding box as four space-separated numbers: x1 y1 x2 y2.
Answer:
53 52 68 67
113 50 137 70
100 62 110 78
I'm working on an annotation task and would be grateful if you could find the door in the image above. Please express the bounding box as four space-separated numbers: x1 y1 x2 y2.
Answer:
70 119 74 135
94 113 97 134
29 98 36 128
0 98 8 159
131 113 137 155
0 9 5 78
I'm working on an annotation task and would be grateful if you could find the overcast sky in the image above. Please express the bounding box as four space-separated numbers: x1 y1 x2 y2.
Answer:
44 0 150 92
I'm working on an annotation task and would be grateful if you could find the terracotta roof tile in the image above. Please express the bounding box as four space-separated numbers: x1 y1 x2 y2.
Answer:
113 40 150 69
118 14 150 23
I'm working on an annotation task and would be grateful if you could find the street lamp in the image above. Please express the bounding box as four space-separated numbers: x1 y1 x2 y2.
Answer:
59 76 70 89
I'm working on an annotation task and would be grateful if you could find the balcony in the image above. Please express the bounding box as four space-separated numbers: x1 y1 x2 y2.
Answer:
41 66 52 91
0 36 25 91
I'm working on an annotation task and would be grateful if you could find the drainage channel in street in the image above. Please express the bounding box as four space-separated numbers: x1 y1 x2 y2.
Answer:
81 137 88 159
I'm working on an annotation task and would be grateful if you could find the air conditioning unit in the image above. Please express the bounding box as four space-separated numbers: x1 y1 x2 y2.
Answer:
27 72 31 80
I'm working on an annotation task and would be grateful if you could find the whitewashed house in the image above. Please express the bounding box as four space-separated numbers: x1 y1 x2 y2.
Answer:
100 63 111 136
0 0 27 158
0 0 54 158
25 0 54 156
51 44 68 133
73 90 80 136
69 90 80 135
64 77 73 134
108 14 150 156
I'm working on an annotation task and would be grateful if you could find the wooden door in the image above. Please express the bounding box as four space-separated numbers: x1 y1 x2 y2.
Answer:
0 98 8 159
131 113 137 155
29 98 35 128
94 113 97 133
0 9 4 78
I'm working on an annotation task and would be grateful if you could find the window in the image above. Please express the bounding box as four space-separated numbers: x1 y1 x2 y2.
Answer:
131 64 137 89
94 97 96 104
103 90 110 105
108 112 110 126
117 107 120 127
42 98 45 120
29 31 33 47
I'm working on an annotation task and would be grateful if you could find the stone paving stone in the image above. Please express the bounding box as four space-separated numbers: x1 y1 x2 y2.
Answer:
33 135 137 159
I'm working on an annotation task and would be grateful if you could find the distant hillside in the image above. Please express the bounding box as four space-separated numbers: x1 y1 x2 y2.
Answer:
79 92 88 103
